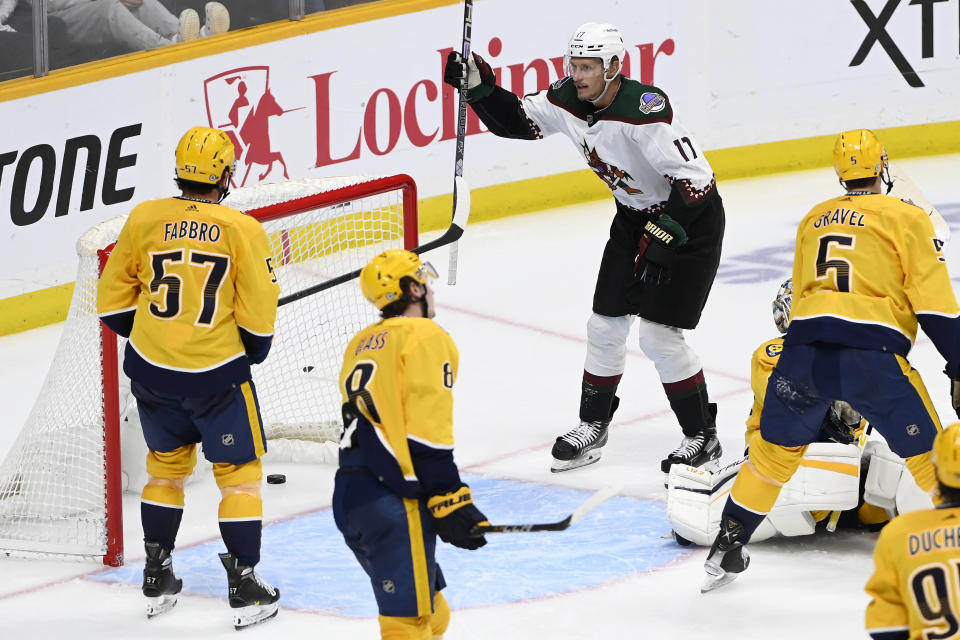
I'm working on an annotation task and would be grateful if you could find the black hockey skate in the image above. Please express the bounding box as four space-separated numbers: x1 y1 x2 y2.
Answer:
219 552 280 630
701 515 750 592
143 542 182 618
551 420 609 473
660 426 721 474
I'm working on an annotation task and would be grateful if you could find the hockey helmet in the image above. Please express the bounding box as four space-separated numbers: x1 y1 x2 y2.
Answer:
933 422 960 489
833 129 887 182
175 126 236 185
771 278 793 334
360 249 438 310
564 22 626 76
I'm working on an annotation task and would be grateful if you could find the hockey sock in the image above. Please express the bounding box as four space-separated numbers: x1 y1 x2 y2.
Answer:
727 437 807 540
378 614 431 640
580 371 621 423
662 370 713 437
218 493 262 567
905 450 938 495
141 485 184 552
430 590 451 637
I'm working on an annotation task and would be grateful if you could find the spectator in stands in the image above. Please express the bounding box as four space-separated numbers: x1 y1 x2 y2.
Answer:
48 0 229 53
0 0 74 81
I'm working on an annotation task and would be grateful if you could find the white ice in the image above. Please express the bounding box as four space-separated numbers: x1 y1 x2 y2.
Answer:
2 155 959 639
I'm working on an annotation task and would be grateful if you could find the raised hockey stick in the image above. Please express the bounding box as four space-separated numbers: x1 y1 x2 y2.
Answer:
446 0 473 285
888 162 950 245
277 177 471 307
469 484 622 535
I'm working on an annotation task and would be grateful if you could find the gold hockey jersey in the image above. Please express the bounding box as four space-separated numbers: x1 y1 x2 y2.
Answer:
786 193 960 375
339 316 461 498
745 337 783 448
865 506 960 640
97 197 280 395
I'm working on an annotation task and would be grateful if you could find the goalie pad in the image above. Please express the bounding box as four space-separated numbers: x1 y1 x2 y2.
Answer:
666 443 861 546
862 439 933 514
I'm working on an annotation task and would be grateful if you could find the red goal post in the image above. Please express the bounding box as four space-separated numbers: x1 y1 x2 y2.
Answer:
0 174 418 567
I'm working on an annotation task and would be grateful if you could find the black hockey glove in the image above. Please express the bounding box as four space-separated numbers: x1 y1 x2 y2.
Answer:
427 484 489 550
635 214 687 285
947 366 960 419
443 51 497 102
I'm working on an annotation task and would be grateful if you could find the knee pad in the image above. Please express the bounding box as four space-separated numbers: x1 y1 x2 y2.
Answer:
431 591 450 637
146 444 197 479
213 458 263 490
142 482 185 508
634 318 701 382
585 313 633 375
378 614 431 640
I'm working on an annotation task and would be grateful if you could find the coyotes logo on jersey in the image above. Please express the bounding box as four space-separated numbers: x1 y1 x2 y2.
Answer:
580 140 643 195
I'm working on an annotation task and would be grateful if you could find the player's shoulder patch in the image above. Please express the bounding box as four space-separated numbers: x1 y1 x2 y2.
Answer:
550 76 572 91
765 341 784 359
606 78 673 124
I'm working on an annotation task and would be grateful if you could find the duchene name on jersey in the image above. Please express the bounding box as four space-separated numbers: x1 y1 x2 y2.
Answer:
908 525 960 555
812 208 866 229
163 219 222 243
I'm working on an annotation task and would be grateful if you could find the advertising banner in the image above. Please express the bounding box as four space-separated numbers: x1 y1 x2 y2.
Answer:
1 0 958 294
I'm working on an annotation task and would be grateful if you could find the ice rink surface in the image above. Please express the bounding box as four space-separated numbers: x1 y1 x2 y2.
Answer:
2 155 960 638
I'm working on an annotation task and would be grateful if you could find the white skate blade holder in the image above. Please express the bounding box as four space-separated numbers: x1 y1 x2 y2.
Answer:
701 566 740 593
233 602 279 630
146 594 178 618
551 448 602 473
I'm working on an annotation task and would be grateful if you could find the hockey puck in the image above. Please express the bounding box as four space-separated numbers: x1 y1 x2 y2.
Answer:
266 474 287 485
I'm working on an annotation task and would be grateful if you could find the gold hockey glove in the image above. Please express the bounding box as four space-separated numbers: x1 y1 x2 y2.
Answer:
427 484 489 550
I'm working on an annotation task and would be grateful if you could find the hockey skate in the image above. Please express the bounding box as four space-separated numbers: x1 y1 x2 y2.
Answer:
551 420 609 472
660 426 721 473
219 553 280 630
142 542 182 618
701 515 750 593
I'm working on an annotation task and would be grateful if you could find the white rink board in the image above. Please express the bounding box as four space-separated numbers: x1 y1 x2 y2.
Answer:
1 0 958 292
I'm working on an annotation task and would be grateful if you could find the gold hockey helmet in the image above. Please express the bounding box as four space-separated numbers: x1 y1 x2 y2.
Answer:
833 129 887 182
933 422 960 489
360 249 438 310
175 126 236 185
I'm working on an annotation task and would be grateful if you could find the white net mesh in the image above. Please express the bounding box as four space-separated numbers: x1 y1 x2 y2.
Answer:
0 175 416 561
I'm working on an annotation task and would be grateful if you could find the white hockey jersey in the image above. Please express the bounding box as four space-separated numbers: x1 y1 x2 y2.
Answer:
519 76 716 214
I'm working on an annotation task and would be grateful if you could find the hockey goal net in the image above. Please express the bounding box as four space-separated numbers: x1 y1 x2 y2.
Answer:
0 174 418 566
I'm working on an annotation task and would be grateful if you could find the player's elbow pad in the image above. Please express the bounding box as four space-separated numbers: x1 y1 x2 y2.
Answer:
239 328 272 365
100 309 135 338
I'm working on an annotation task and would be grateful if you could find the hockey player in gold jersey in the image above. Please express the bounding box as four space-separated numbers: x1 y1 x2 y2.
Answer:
701 129 960 591
334 249 489 640
866 422 960 640
97 126 281 628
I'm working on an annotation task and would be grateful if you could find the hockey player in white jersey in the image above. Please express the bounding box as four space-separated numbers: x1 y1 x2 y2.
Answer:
444 23 725 473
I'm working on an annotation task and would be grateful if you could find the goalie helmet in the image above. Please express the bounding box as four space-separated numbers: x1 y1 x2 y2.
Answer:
771 278 793 334
833 129 888 183
175 126 236 185
933 422 960 489
360 249 438 310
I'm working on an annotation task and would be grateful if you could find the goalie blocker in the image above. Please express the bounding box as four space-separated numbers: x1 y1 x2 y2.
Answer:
666 440 932 546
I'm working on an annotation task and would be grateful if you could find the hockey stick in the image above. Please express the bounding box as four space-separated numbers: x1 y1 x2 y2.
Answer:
469 484 622 535
276 177 471 307
446 0 473 286
888 162 951 245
